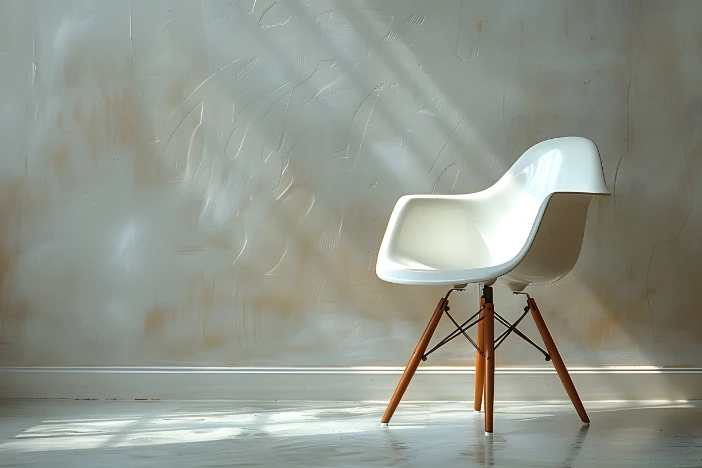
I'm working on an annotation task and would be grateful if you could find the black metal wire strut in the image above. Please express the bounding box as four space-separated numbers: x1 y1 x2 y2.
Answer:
420 286 551 362
422 307 484 361
494 310 550 360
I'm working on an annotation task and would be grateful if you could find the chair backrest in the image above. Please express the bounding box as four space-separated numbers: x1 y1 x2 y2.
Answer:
496 137 609 199
474 137 609 290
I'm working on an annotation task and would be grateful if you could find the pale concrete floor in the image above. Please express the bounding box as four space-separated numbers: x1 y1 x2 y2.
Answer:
0 400 700 467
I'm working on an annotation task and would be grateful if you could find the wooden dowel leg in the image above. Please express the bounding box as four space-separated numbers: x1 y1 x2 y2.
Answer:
528 298 590 423
474 296 486 411
381 297 447 424
484 302 495 433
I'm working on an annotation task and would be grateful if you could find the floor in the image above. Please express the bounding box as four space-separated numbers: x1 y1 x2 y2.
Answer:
0 400 700 467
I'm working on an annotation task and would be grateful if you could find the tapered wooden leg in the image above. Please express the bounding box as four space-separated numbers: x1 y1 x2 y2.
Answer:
528 298 590 423
381 297 447 424
474 296 486 411
484 302 495 433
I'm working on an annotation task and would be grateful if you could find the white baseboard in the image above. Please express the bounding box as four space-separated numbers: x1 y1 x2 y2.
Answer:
1 366 701 401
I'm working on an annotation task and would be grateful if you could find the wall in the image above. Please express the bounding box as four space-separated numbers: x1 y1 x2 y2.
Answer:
1 0 701 384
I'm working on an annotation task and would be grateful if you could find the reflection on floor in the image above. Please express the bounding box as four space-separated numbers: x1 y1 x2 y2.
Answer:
0 400 700 467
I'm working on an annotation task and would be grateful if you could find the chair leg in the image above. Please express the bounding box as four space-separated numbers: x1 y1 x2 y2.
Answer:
484 302 495 433
473 296 486 411
381 297 448 424
528 298 590 423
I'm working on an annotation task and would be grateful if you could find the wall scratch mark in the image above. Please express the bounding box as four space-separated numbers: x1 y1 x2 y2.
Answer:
239 62 317 160
431 163 459 194
455 0 465 61
271 137 300 191
404 13 425 26
226 80 294 159
234 55 259 81
157 100 203 158
185 103 205 185
154 54 258 139
129 0 135 61
264 56 302 164
430 114 464 172
337 87 383 153
613 7 648 216
275 177 294 200
200 0 257 26
259 2 292 28
306 43 371 104
383 29 404 43
418 94 445 118
265 248 288 275
429 115 486 173
31 28 36 89
455 0 481 61
335 85 383 172
259 90 294 156
231 80 268 122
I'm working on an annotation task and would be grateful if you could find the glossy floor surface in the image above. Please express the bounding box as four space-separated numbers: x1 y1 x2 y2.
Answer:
0 400 700 467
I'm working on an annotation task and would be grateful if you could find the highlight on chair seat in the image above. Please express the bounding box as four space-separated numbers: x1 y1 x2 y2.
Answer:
376 137 609 433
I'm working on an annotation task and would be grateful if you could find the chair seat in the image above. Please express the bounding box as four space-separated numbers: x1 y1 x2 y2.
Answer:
377 260 509 286
375 192 543 286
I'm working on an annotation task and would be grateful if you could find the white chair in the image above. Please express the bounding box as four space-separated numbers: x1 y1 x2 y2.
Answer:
376 137 609 433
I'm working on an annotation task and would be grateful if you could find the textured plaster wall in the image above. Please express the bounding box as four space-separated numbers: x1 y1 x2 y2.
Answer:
1 0 701 368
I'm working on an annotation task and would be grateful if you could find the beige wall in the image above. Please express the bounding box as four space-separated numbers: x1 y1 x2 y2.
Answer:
1 0 701 369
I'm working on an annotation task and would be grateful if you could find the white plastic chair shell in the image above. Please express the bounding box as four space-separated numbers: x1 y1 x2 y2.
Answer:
376 137 609 292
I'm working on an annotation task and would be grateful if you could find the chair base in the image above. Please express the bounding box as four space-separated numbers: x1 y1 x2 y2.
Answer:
380 285 589 432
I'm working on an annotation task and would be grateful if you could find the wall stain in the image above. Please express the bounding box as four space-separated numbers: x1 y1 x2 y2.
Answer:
0 178 46 359
144 305 176 336
0 299 30 326
72 102 84 123
167 77 189 110
194 271 216 311
52 147 70 175
206 231 234 250
582 315 616 347
0 179 26 295
64 53 81 86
